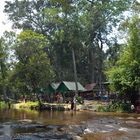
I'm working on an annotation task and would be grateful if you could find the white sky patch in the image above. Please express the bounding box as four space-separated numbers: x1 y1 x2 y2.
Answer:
0 0 20 37
0 0 13 37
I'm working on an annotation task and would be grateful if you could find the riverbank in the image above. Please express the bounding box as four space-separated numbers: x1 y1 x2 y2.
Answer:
1 100 138 113
12 100 107 112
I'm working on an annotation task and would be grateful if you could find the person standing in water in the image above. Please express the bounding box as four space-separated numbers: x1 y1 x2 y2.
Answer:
71 96 77 110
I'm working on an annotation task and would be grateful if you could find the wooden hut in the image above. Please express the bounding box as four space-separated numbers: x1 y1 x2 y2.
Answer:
82 82 109 100
57 81 86 101
47 83 60 102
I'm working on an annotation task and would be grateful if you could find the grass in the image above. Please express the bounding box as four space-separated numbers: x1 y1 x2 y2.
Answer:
0 100 110 112
0 101 7 108
0 101 14 109
14 101 38 109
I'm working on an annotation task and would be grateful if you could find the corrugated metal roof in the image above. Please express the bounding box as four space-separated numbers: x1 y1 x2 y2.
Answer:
51 83 60 90
62 81 86 91
85 83 97 91
47 83 60 94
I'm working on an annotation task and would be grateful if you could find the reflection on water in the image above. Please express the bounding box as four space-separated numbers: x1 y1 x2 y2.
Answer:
0 109 140 140
0 109 94 125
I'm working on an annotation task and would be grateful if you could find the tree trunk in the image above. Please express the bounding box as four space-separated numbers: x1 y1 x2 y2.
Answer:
89 48 96 83
72 48 78 97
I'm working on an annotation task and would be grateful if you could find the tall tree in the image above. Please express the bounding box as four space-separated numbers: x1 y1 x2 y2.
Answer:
107 16 140 104
0 31 16 99
0 38 8 97
80 0 134 83
12 30 54 94
4 0 135 84
105 42 123 68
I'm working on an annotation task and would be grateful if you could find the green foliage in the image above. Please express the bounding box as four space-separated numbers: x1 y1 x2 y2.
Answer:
76 96 84 104
0 0 138 101
106 102 131 112
0 37 8 80
97 102 131 112
18 102 38 109
0 31 16 98
0 102 7 109
3 0 134 84
105 43 123 69
12 30 55 94
106 16 140 104
0 101 13 109
97 105 106 112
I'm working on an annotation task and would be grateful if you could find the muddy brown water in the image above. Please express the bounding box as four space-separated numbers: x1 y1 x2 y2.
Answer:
0 109 140 140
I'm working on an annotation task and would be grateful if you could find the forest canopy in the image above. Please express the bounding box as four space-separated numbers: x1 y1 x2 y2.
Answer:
0 0 139 103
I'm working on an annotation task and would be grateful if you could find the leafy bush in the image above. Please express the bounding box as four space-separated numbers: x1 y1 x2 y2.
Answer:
76 96 84 104
19 102 38 109
97 106 107 112
0 101 13 109
97 102 131 112
0 101 7 108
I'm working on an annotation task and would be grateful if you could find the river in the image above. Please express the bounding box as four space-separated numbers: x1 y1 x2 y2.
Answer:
0 109 140 140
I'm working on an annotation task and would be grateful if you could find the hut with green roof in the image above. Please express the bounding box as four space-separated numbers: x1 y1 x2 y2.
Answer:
57 81 86 101
47 83 60 102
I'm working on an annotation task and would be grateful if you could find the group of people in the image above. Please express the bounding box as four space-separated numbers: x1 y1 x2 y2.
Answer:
56 93 63 103
56 93 77 110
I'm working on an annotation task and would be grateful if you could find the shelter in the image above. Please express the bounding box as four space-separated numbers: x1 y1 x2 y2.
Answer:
85 83 97 92
56 81 86 101
57 81 86 93
85 82 108 93
83 82 109 100
46 83 60 102
47 83 60 94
